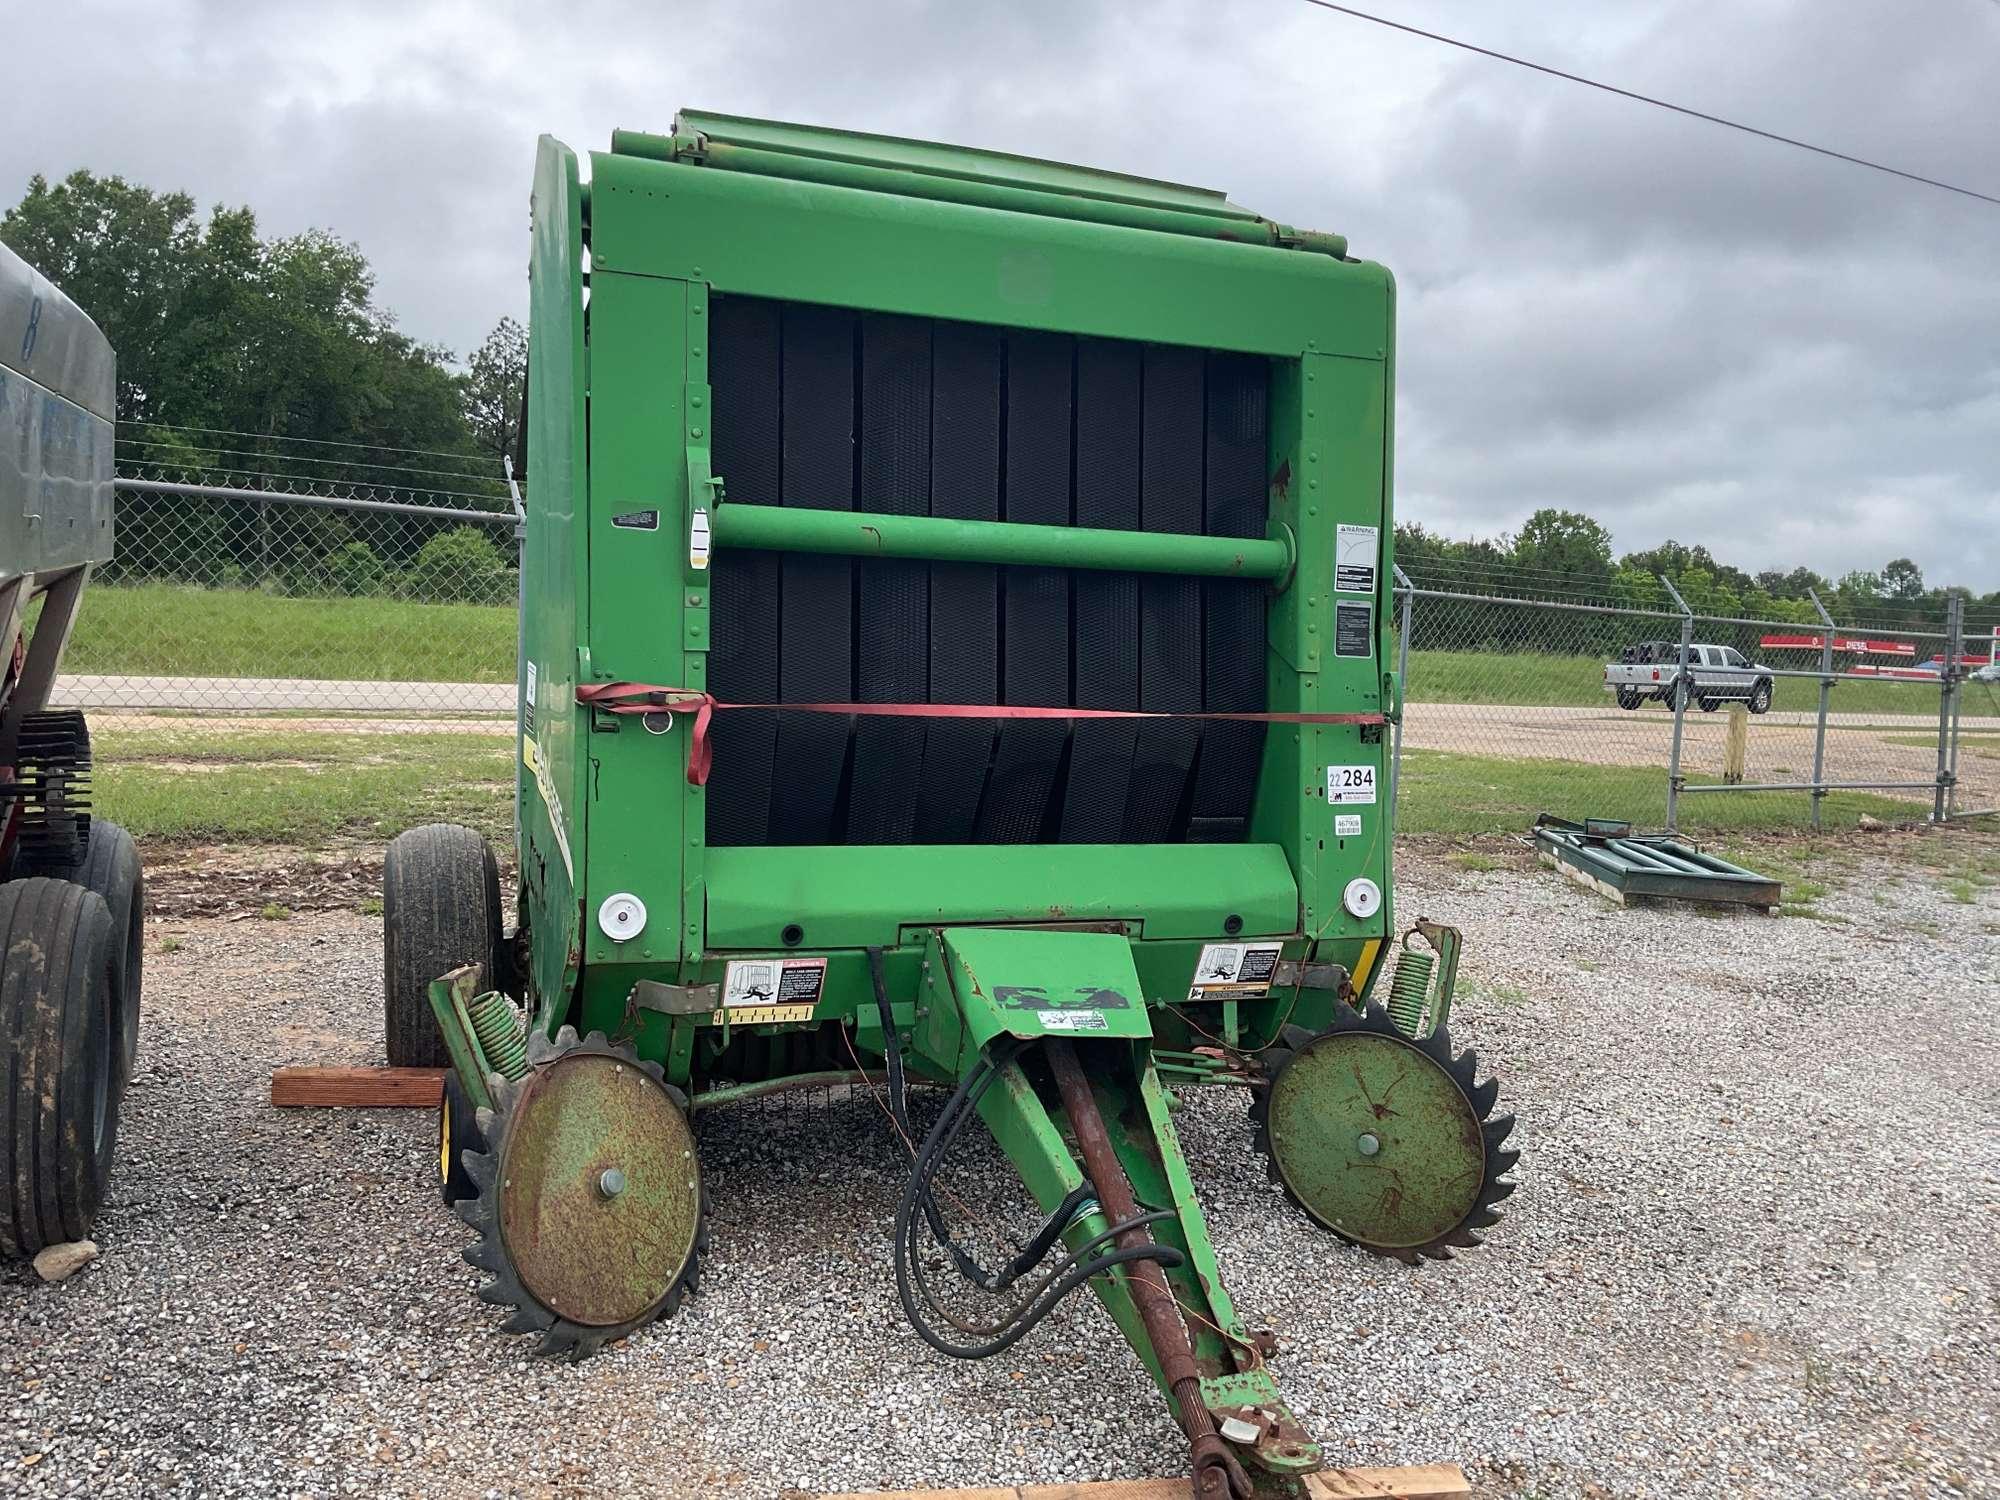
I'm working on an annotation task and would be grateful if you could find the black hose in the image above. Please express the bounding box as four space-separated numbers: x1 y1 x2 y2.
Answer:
891 1043 1184 1359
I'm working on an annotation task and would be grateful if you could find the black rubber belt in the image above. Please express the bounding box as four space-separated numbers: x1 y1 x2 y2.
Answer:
847 315 932 845
1060 339 1143 843
768 304 855 846
704 296 783 847
1124 344 1205 842
1188 353 1269 841
914 323 1002 843
977 330 1074 844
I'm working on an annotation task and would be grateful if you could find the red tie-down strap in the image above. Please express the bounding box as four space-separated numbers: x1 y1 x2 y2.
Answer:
575 681 1386 787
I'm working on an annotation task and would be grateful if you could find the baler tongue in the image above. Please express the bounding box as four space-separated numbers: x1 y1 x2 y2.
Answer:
896 927 1325 1497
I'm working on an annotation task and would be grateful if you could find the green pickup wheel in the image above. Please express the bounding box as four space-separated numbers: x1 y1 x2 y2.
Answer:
1251 1003 1516 1264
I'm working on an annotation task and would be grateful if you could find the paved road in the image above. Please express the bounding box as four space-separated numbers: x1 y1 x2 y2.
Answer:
52 677 1999 807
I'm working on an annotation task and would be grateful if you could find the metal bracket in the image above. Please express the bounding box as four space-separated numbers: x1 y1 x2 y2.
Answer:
1273 960 1349 992
632 979 720 1016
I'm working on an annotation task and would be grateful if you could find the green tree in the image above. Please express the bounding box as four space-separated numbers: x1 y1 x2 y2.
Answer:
1511 508 1614 580
464 316 527 465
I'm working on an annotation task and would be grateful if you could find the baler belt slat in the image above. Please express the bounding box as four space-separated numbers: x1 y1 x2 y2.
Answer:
914 323 1003 843
1061 339 1143 843
705 296 784 847
1125 345 1206 842
976 330 1074 844
1188 352 1269 842
769 303 857 845
847 314 933 845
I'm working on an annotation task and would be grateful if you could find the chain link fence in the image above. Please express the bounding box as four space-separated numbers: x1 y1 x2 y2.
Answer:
48 469 1997 837
1389 569 1996 838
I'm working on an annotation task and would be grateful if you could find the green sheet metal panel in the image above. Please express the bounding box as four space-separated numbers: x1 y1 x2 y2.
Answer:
703 843 1301 950
587 152 1389 360
520 136 590 1022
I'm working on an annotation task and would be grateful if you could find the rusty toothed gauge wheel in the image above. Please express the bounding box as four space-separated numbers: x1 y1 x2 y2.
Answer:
457 1026 706 1358
1250 1001 1517 1263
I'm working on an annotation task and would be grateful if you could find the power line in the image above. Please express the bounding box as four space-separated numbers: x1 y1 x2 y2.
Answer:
1298 1 2000 208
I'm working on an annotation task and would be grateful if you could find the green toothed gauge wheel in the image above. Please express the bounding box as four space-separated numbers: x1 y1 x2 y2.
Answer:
456 1026 706 1358
1250 1002 1517 1264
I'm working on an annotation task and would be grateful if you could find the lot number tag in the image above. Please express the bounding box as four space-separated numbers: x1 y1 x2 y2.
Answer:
1326 765 1378 805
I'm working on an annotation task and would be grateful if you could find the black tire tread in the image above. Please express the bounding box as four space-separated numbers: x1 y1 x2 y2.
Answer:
22 822 143 1079
383 824 503 1068
0 877 121 1257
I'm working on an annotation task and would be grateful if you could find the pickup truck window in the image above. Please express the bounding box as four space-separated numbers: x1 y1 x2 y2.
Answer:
1723 648 1748 668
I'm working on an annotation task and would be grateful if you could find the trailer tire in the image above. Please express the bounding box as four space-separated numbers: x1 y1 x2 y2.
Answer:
0 878 123 1258
1749 679 1773 715
383 824 503 1069
21 822 143 1082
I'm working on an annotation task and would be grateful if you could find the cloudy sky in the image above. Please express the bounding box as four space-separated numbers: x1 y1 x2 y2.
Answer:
11 0 1998 588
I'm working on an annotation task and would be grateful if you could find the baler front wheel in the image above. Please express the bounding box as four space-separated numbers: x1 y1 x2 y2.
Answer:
382 823 504 1068
0 878 124 1258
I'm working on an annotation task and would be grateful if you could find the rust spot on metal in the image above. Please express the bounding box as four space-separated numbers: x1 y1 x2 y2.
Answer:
1271 461 1291 501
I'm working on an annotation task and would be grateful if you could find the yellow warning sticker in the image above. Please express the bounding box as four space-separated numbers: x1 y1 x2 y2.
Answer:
707 1004 817 1026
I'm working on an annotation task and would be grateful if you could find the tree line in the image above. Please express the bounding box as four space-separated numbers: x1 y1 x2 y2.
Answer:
5 170 1991 638
2 169 525 599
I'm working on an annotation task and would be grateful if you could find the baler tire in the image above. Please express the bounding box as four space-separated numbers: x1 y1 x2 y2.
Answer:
0 878 123 1258
383 824 504 1069
21 822 144 1081
437 1070 486 1208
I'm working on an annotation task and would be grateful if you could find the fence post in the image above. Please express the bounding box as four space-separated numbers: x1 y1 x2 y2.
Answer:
1934 593 1963 823
1388 565 1413 831
1807 588 1835 833
1660 575 1693 834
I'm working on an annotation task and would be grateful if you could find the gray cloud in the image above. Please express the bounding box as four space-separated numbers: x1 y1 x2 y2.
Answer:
7 0 1996 586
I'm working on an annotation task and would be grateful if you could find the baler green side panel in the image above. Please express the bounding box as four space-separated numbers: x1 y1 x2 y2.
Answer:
520 136 589 1021
577 271 692 970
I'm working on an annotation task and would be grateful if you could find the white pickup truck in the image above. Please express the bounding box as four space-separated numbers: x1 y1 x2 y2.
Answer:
1604 641 1775 714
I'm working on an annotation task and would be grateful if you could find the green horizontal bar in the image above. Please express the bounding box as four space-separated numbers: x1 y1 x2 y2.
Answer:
613 130 1346 259
711 503 1293 583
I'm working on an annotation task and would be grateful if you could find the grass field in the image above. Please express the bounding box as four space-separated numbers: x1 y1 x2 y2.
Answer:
1391 748 1914 837
92 724 1919 848
61 584 516 682
94 726 514 843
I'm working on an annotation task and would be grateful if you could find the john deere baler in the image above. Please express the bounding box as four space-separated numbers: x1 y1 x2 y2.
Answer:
383 111 1515 1499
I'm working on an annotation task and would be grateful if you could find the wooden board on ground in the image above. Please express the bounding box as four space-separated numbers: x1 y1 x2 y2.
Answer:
270 1066 445 1108
824 1466 1468 1500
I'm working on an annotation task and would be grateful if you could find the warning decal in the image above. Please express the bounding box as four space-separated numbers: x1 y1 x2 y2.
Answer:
1187 941 1284 1002
713 956 825 1025
1335 524 1379 594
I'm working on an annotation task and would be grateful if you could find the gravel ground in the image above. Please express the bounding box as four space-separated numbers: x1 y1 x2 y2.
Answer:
2 837 1996 1499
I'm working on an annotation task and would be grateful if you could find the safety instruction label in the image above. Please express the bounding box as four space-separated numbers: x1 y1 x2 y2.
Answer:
1187 941 1284 1002
713 956 825 1025
1334 600 1373 657
1335 524 1379 593
1334 812 1364 837
1326 765 1378 805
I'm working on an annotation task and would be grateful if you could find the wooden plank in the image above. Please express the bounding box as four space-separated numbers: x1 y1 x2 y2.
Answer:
1311 1466 1470 1499
270 1066 444 1109
824 1467 1467 1500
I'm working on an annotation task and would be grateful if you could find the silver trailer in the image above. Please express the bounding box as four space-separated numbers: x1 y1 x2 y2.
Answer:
0 240 140 1264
